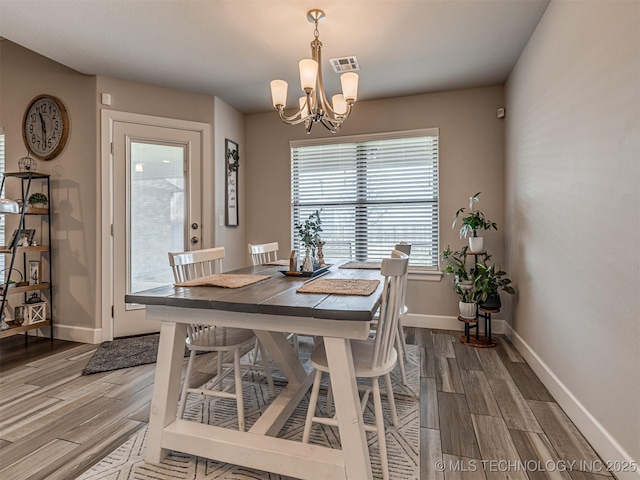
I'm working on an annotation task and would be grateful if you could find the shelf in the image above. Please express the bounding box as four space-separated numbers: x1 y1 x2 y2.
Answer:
23 206 49 215
0 245 50 254
0 319 51 339
0 282 51 296
4 172 50 179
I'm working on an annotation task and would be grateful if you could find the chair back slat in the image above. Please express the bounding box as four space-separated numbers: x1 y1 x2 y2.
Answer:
248 242 279 266
168 247 225 282
370 250 409 370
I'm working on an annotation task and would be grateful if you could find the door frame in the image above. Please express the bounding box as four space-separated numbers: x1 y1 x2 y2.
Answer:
100 110 212 342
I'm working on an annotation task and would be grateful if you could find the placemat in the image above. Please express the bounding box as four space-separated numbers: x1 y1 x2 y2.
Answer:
339 260 382 269
176 273 271 288
264 259 290 266
296 278 380 296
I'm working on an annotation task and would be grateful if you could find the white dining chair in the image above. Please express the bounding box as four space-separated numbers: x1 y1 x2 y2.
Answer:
169 246 274 432
248 242 300 355
392 242 411 385
302 250 409 480
248 242 280 266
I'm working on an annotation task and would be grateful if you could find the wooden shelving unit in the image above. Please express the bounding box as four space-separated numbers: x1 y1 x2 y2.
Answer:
0 172 53 339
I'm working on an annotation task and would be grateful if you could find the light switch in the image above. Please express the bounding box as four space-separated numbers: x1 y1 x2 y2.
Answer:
101 93 112 106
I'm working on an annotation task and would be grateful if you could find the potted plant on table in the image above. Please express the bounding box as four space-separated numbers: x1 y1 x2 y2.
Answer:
473 261 515 310
452 192 496 253
295 210 323 272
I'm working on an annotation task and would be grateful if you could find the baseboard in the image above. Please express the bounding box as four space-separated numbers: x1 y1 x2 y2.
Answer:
52 324 103 344
503 324 639 480
404 312 506 335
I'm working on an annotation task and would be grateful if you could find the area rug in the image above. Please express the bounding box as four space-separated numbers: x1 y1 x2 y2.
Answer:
82 333 182 375
76 338 420 480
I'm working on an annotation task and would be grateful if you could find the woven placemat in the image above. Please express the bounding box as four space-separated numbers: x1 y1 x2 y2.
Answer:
176 273 271 289
339 261 382 270
297 278 380 296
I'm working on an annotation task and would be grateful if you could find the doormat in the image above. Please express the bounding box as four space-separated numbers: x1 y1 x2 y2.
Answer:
77 339 421 479
83 333 170 375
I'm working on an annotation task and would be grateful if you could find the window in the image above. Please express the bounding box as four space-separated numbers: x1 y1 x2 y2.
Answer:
291 129 439 269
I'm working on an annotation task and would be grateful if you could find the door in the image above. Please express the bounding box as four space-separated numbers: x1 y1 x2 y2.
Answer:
112 122 202 337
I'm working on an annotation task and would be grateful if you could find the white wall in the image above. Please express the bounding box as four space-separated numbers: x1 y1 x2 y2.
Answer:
505 0 639 474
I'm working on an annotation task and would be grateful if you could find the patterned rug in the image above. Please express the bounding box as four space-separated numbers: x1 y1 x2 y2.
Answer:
77 338 420 480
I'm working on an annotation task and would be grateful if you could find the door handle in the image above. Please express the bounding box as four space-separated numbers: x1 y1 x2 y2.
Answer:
190 236 199 244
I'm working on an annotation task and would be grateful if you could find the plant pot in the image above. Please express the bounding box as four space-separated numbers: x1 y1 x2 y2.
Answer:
458 301 477 320
480 294 501 310
455 278 473 292
468 236 484 253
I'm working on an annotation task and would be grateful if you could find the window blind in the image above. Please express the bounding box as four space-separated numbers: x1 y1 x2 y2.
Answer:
291 129 439 268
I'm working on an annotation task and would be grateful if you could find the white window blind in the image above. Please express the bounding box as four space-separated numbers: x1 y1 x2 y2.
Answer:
291 129 439 268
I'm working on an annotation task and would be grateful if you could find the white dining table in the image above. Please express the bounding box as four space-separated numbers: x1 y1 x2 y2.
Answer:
125 261 384 480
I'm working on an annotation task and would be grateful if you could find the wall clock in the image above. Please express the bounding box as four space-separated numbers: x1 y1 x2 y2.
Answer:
22 94 70 161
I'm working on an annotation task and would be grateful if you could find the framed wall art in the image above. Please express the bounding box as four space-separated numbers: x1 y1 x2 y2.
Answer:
9 228 36 248
225 139 239 227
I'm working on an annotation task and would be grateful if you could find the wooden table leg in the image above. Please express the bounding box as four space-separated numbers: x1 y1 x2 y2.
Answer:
146 321 187 463
323 337 373 480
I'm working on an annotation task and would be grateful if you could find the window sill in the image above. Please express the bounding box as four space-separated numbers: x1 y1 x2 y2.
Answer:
408 269 443 282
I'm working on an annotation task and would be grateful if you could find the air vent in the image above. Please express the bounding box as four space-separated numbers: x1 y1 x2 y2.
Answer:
329 56 360 73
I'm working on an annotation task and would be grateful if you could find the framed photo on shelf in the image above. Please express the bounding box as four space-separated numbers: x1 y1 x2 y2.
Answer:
9 229 36 248
28 260 41 285
225 139 239 227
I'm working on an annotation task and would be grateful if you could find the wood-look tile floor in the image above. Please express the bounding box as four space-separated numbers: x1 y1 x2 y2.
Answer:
0 329 611 480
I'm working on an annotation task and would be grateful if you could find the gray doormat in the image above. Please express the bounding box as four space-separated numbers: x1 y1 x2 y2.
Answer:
83 333 171 375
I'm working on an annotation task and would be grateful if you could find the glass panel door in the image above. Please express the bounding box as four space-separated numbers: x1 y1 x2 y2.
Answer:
129 141 185 294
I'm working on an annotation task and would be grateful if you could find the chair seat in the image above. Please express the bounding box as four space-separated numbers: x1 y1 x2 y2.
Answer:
310 340 398 378
186 327 256 352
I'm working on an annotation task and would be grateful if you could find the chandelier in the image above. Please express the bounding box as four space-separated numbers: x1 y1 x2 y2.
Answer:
270 9 359 134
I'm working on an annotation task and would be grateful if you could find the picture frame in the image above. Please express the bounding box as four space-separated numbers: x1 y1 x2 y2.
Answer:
9 229 36 248
13 305 26 325
28 260 41 285
225 139 239 227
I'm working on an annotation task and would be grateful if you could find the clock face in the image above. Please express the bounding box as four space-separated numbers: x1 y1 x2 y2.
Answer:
22 95 70 160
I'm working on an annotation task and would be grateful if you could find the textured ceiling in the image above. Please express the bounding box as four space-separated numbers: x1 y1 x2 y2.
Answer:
0 0 550 113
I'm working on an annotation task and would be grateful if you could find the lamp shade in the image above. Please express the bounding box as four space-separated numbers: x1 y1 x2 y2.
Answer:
299 97 309 118
332 94 347 115
0 198 19 214
270 80 288 108
299 59 318 92
341 72 359 102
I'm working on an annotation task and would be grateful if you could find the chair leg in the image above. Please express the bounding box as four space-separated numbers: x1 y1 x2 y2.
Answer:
216 350 223 391
234 349 245 432
302 369 323 443
398 319 408 362
395 331 408 386
384 373 398 427
178 350 196 419
250 338 260 365
258 342 275 396
372 377 389 480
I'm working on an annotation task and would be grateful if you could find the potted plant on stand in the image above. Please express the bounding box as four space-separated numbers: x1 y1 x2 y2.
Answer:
455 283 480 320
452 192 497 253
473 261 515 310
441 245 474 291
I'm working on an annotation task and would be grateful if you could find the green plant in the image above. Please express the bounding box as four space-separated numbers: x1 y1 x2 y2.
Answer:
454 282 481 303
28 192 48 206
441 245 472 281
473 261 515 302
452 192 496 238
295 210 323 249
